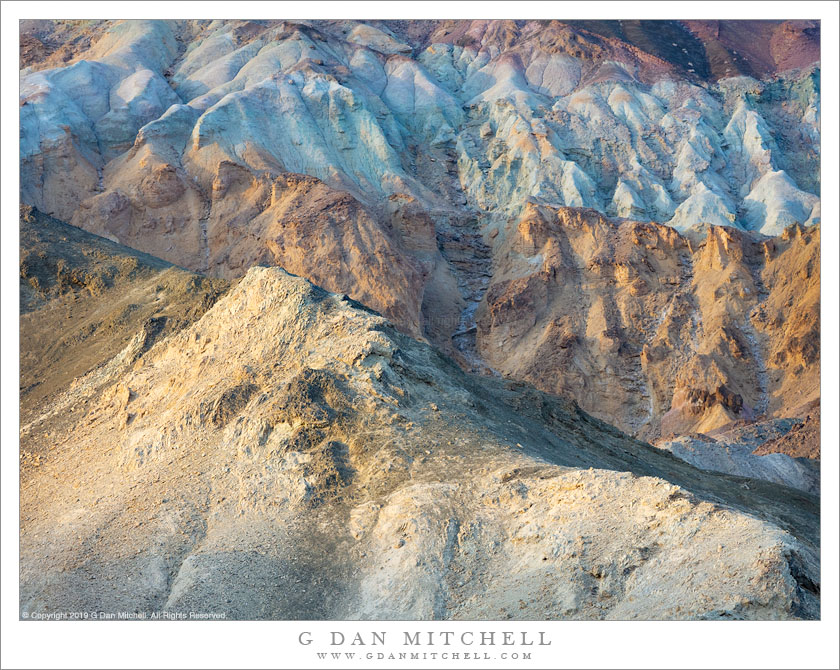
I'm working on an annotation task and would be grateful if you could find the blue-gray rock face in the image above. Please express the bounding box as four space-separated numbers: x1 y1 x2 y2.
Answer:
18 19 821 442
17 21 823 624
20 20 820 235
656 418 820 494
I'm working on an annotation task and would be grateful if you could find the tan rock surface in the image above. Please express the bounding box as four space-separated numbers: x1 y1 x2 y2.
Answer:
19 206 229 420
753 401 821 460
476 205 820 440
17 21 823 620
19 22 821 449
20 260 819 620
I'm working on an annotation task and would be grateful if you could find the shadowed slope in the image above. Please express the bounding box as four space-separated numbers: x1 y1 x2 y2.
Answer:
20 259 819 620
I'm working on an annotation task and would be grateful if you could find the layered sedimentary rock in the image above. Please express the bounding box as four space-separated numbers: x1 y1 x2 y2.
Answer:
19 20 820 477
20 245 820 619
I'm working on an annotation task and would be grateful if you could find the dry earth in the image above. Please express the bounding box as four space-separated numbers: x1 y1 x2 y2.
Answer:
19 228 819 619
18 19 822 621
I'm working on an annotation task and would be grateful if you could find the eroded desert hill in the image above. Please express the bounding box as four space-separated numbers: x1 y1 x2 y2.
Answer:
19 19 821 446
19 206 230 421
19 220 819 619
476 206 820 442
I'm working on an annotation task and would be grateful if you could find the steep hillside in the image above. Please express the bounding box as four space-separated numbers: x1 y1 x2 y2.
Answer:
19 205 229 421
18 19 821 445
18 21 822 621
20 262 819 620
476 206 820 440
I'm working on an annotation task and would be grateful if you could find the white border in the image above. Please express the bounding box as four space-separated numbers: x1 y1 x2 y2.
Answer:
2 2 838 669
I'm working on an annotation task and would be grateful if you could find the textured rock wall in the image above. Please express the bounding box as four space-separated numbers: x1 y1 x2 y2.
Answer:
477 206 819 439
20 19 820 244
19 262 820 620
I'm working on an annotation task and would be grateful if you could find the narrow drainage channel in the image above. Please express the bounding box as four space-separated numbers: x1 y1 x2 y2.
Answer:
199 218 210 274
436 218 497 375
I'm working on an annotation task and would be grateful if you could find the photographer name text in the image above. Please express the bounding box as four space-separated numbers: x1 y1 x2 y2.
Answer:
298 631 551 647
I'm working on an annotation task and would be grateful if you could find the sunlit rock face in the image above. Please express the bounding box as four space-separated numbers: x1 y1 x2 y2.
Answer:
474 206 820 441
17 21 823 621
19 243 821 620
19 19 820 439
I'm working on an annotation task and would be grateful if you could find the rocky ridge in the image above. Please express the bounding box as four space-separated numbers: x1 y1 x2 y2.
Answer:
19 206 229 420
20 245 820 619
18 21 821 612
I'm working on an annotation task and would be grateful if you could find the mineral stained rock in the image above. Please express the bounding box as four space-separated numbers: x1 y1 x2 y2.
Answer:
18 20 822 620
19 19 821 442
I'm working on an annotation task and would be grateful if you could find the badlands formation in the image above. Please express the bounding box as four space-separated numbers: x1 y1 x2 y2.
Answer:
19 20 821 619
19 216 819 619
